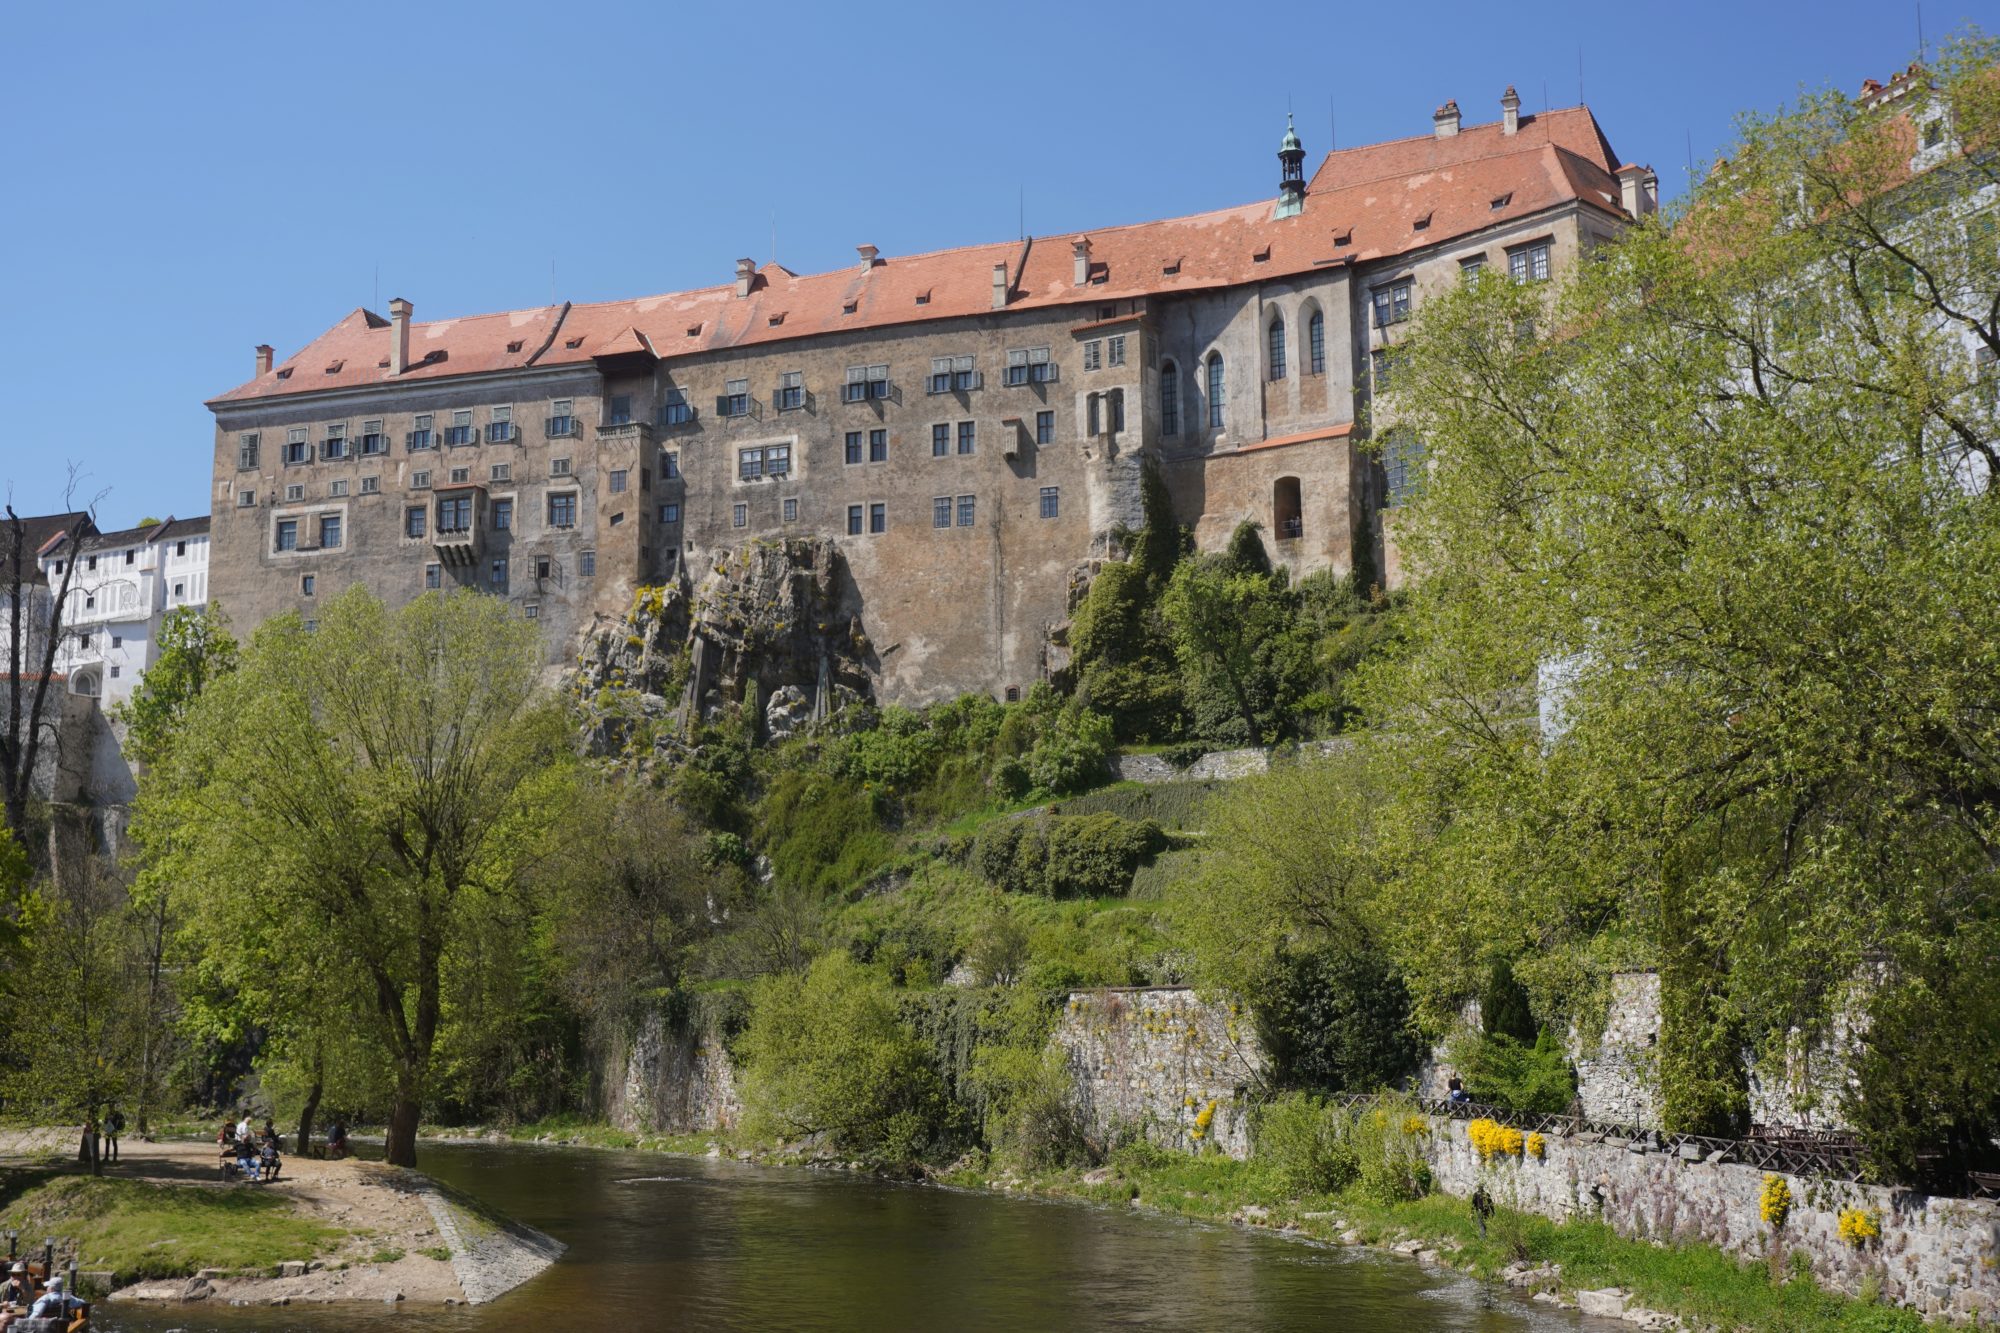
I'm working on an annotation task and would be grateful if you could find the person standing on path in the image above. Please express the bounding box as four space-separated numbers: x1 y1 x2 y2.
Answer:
104 1107 124 1163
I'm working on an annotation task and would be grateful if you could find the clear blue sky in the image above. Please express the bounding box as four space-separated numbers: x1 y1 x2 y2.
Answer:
0 0 1977 525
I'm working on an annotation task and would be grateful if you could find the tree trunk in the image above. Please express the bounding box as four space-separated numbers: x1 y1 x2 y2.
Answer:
385 1079 420 1167
295 1045 324 1158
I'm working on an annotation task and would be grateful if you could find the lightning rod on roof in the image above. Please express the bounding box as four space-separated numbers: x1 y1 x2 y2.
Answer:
1917 1 1926 62
1578 44 1584 107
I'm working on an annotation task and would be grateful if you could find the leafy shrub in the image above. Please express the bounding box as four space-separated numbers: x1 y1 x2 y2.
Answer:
1346 1093 1434 1203
1024 705 1114 795
1254 1092 1358 1194
1053 780 1218 832
969 814 1163 899
738 952 957 1162
1480 958 1538 1043
759 767 894 892
1447 1028 1576 1114
1257 945 1422 1093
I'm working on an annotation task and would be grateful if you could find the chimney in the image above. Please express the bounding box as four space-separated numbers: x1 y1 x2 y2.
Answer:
1616 164 1658 218
1072 237 1092 287
735 258 756 299
254 344 274 377
991 262 1010 310
1433 100 1461 139
857 244 879 270
388 297 412 375
1501 86 1520 136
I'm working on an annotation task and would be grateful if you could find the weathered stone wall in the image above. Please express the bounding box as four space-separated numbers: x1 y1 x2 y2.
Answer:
601 1011 741 1137
1111 738 1353 785
1052 987 1265 1158
1421 1115 1997 1323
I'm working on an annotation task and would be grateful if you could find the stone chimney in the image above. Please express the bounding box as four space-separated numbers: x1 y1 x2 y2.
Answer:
1616 164 1659 218
991 263 1010 310
857 244 879 270
1433 100 1461 139
1072 237 1092 287
388 297 412 375
735 258 756 298
254 344 274 377
1501 86 1520 136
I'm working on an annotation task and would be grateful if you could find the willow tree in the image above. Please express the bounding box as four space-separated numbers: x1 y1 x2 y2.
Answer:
1358 35 2000 1176
145 587 571 1165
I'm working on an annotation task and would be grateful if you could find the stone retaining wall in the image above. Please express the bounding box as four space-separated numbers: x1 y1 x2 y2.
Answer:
602 1011 741 1136
1111 739 1354 785
1052 987 1266 1157
1420 1115 1996 1323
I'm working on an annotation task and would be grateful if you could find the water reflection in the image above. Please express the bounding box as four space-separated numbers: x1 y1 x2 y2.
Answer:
100 1142 1595 1332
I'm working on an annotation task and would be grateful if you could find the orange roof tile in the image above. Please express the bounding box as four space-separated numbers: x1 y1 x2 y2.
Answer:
212 107 1626 406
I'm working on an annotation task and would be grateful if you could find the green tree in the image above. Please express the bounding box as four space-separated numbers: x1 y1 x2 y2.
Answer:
1357 34 2000 1161
113 605 238 768
143 587 570 1165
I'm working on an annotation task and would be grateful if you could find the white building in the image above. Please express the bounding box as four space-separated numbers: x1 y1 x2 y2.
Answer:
38 517 210 709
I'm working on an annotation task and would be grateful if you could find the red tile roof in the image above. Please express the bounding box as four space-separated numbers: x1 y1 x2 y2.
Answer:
211 107 1625 407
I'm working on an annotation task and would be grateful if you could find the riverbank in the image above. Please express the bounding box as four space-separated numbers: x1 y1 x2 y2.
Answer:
0 1137 561 1310
429 1119 1933 1331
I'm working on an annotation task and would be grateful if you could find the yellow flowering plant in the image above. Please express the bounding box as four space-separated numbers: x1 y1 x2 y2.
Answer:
1837 1208 1881 1246
1525 1131 1546 1159
1759 1174 1792 1228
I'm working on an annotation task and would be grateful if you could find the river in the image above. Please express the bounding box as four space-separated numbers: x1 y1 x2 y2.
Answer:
99 1141 1607 1332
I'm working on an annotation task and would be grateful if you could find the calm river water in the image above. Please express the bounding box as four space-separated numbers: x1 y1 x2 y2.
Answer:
100 1141 1608 1332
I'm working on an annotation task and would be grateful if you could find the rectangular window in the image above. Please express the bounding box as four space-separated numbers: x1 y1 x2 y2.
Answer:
929 355 977 393
360 476 380 494
844 431 863 465
847 504 864 536
1005 346 1053 385
438 495 472 533
490 558 508 588
551 457 572 476
548 493 577 528
732 503 748 528
299 575 314 598
1308 314 1326 374
1083 340 1102 372
869 502 886 534
535 556 552 579
1109 390 1125 432
1162 370 1180 435
493 499 513 530
450 466 471 485
330 479 350 497
237 489 256 508
1371 348 1400 392
722 378 750 417
411 469 432 489
406 506 427 539
661 388 692 425
1036 410 1054 445
738 448 764 480
956 495 975 527
869 429 887 462
776 370 804 411
933 496 952 528
486 405 514 443
932 423 950 457
579 550 596 577
490 463 511 483
610 468 629 493
284 483 304 502
1383 432 1425 507
606 394 632 425
238 433 260 469
275 520 298 552
426 563 441 589
1460 254 1486 282
321 423 348 460
766 443 792 476
662 450 681 479
1372 280 1413 327
1107 335 1126 367
548 399 575 437
957 421 975 455
844 364 889 402
1039 486 1059 519
782 497 798 523
360 419 387 454
409 414 434 450
661 502 682 523
319 515 342 548
443 410 474 446
1509 240 1551 283
283 428 308 465
525 603 540 619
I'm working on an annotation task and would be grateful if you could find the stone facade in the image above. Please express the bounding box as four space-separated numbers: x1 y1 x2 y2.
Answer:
601 1010 742 1137
1053 987 1266 1158
207 103 1645 703
1422 1115 1997 1323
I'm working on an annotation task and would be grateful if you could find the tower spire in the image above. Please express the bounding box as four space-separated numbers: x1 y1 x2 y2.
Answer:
1276 113 1306 219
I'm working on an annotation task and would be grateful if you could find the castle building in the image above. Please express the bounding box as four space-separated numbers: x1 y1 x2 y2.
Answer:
34 517 211 709
206 96 1651 704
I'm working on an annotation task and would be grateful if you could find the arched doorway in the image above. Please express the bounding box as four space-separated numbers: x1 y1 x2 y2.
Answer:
1273 476 1303 540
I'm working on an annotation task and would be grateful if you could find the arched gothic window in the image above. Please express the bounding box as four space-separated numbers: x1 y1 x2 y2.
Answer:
1267 316 1287 380
1307 309 1326 375
1160 361 1180 435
